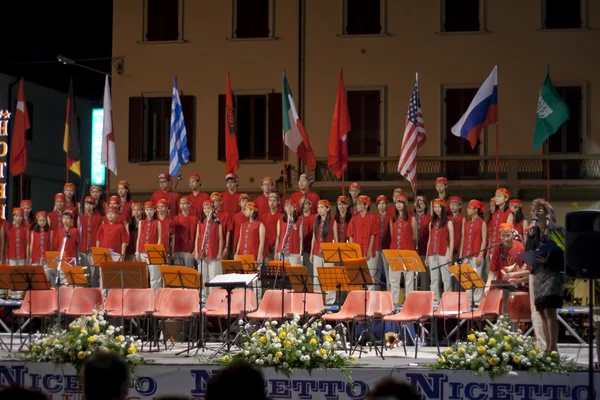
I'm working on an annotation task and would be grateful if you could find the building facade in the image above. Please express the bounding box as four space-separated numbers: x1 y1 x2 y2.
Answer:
112 0 600 220
0 73 98 217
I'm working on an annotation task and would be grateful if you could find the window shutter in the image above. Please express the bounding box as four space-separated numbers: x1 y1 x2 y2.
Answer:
218 94 226 162
267 92 283 160
128 97 143 162
180 95 196 161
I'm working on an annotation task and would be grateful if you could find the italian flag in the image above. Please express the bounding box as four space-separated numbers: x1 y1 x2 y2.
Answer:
282 71 316 170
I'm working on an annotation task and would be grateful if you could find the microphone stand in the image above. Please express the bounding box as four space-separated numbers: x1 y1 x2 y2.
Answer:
166 176 182 263
55 231 70 327
275 215 294 321
77 179 89 273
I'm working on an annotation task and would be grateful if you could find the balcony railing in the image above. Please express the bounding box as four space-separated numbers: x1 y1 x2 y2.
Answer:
314 154 600 186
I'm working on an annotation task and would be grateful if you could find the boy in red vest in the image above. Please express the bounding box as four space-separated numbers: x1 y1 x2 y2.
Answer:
8 208 28 266
79 196 103 286
172 196 198 267
97 206 129 258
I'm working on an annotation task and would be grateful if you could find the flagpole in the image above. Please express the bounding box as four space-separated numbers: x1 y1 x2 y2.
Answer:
66 154 69 183
282 139 286 200
546 139 550 201
106 135 110 200
495 123 499 189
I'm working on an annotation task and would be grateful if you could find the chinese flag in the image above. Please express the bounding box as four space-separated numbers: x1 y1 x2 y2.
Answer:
63 78 81 177
9 78 30 176
327 69 351 178
225 73 239 175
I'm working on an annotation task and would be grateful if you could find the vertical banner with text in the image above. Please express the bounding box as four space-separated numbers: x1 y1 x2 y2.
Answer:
0 110 10 219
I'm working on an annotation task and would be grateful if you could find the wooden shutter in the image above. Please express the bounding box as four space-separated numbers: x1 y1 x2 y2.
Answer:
180 95 196 161
128 97 143 162
146 0 179 41
218 94 226 162
267 92 283 160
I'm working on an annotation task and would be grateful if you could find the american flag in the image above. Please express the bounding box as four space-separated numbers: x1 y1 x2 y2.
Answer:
397 76 426 195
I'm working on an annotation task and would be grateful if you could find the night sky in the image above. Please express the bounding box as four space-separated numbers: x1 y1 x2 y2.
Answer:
0 1 113 101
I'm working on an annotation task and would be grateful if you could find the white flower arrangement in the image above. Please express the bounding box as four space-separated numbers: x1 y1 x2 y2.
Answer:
432 315 579 377
223 315 355 381
15 308 145 374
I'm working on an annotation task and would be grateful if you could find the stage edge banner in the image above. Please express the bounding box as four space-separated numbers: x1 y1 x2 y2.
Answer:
0 361 597 399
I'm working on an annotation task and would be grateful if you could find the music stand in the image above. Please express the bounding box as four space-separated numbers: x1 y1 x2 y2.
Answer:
267 260 291 320
321 243 362 264
144 244 168 265
383 249 426 294
448 262 486 339
221 260 245 274
343 258 383 358
101 262 148 329
285 265 312 319
0 266 13 350
62 266 89 287
8 265 50 351
90 247 115 288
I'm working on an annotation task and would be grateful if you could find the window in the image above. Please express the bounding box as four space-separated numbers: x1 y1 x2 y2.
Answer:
217 93 282 161
442 0 481 32
548 86 582 178
25 102 33 141
444 88 480 179
346 89 382 180
145 0 181 41
344 0 382 35
128 95 196 162
543 0 581 29
234 0 271 39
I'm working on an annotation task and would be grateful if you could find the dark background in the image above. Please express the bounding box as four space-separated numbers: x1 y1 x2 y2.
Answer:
0 1 113 100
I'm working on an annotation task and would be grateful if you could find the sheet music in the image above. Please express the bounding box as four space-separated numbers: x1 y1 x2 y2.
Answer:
209 273 257 286
110 251 122 262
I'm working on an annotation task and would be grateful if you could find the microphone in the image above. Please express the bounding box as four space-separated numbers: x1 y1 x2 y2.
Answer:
65 231 71 239
177 175 182 180
211 211 221 224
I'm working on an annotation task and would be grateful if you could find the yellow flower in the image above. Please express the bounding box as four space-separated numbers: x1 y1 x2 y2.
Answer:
78 351 85 360
505 344 512 351
325 336 333 343
116 335 124 343
550 351 559 359
88 336 96 343
279 331 287 339
310 338 317 345
477 337 484 344
252 332 257 338
438 357 446 364
260 337 267 344
283 340 291 346
128 347 136 355
349 355 357 361
489 357 499 366
488 338 496 346
513 355 520 363
307 328 313 335
504 335 510 341
444 348 452 355
222 355 230 362
69 323 73 330
319 349 326 356
92 326 100 333
530 350 537 357
468 334 476 342
275 351 283 358
53 339 59 345
457 347 465 356
81 330 88 336
31 345 37 351
477 346 485 354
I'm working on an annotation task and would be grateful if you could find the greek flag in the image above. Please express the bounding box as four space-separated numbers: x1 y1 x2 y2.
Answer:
169 76 190 177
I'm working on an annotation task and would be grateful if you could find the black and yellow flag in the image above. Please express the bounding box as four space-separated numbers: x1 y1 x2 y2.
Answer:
63 78 80 177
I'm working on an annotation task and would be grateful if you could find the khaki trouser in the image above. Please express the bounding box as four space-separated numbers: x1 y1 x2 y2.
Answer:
313 255 335 305
428 254 452 304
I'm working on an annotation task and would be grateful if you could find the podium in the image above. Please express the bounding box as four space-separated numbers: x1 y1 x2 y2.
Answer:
7 265 51 351
383 249 426 294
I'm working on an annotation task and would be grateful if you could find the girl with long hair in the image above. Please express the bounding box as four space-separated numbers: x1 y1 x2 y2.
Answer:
425 199 454 303
126 202 144 261
459 200 487 305
117 180 133 222
509 199 529 239
236 202 266 264
311 200 335 304
388 194 416 305
275 200 302 265
195 199 223 299
136 201 162 292
333 196 352 243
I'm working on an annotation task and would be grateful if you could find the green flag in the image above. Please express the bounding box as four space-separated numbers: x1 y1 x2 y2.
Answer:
532 70 570 152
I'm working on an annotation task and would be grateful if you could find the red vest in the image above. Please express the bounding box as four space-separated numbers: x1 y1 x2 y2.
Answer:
197 219 222 259
462 217 484 257
390 216 414 251
277 217 302 255
489 206 512 247
312 217 334 256
427 220 450 257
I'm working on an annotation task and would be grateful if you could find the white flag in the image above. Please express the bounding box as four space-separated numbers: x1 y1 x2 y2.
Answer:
101 75 117 175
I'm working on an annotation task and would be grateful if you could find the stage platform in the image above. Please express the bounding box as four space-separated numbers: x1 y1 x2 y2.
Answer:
0 342 598 399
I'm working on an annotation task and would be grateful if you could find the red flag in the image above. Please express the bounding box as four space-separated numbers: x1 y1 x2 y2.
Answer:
225 73 239 174
327 70 351 178
9 78 30 176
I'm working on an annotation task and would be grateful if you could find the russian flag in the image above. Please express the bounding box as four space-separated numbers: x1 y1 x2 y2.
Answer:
451 66 498 149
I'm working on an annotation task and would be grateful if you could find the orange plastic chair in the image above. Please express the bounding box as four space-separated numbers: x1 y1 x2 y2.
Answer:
247 290 292 321
108 289 154 318
58 286 75 314
433 291 470 353
202 289 227 315
229 289 258 317
289 292 324 318
384 291 434 358
64 288 104 317
14 289 58 318
462 290 503 328
153 289 200 351
104 289 129 314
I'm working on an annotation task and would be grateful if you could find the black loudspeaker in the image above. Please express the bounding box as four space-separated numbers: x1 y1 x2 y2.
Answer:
565 210 600 279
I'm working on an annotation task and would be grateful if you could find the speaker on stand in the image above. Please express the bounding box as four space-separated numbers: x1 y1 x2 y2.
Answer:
565 210 600 400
